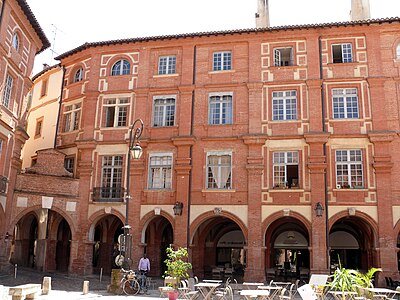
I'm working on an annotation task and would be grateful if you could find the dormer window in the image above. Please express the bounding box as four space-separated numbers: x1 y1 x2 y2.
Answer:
274 48 294 66
12 33 19 51
332 43 353 63
73 68 83 82
111 59 130 76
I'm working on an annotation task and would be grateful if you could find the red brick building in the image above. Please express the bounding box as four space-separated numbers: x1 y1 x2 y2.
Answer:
4 16 400 284
0 0 49 269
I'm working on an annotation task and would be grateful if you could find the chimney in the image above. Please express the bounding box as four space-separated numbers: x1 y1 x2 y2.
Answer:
42 63 50 70
255 0 270 28
350 0 371 21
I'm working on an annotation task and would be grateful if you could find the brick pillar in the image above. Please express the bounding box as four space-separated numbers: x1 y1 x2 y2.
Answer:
305 133 330 274
243 136 266 282
0 126 28 270
129 157 145 269
69 140 96 275
368 132 396 285
172 137 195 248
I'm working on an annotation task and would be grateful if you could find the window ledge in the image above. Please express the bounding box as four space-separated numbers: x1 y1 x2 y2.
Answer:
268 188 304 193
270 120 300 123
330 118 361 121
153 74 179 78
269 65 299 69
333 188 367 191
202 189 235 193
208 70 235 75
144 189 175 193
100 126 129 130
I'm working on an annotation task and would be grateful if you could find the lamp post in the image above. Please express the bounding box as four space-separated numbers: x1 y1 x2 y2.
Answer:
122 118 143 269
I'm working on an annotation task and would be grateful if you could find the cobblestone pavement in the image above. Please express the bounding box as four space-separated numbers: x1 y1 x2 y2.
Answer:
0 267 164 299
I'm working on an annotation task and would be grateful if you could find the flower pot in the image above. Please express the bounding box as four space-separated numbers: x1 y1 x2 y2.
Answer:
168 290 179 300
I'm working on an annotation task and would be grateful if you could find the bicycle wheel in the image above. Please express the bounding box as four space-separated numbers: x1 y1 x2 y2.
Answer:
123 278 140 295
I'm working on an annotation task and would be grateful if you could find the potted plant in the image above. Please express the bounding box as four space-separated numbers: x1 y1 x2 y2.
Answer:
329 259 381 299
164 245 192 300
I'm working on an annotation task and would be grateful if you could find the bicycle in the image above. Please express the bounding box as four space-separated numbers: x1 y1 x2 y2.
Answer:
120 268 140 295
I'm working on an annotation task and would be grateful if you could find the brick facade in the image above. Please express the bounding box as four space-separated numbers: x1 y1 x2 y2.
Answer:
3 18 400 285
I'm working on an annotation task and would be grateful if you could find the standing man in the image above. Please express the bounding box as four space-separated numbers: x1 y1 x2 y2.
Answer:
138 253 150 292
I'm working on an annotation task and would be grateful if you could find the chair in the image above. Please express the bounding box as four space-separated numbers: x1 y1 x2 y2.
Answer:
279 283 295 300
309 274 329 299
182 279 199 300
224 267 233 279
389 277 400 288
214 285 233 300
266 268 276 280
178 280 189 299
299 268 310 283
297 284 318 300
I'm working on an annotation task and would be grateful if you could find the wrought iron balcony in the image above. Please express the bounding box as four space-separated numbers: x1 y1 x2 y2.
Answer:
92 186 125 202
0 175 7 193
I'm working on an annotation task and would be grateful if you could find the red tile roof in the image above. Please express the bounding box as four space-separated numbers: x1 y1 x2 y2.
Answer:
55 17 400 60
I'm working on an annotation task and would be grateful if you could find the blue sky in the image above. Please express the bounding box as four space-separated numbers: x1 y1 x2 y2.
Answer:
27 0 400 75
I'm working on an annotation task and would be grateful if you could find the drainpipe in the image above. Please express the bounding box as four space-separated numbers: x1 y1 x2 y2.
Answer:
0 0 6 30
187 45 196 248
318 37 330 271
53 66 65 148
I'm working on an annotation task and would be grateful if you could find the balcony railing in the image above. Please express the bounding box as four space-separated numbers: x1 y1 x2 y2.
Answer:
0 175 7 193
92 187 125 202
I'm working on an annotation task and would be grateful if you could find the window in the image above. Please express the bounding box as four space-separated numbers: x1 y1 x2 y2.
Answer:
35 118 43 137
12 33 19 51
63 103 81 132
336 150 363 188
148 154 172 189
207 152 232 189
158 56 176 75
213 51 232 71
101 155 123 199
332 88 359 119
272 91 297 120
332 43 353 63
73 68 83 82
396 44 400 59
111 59 130 76
274 48 294 66
273 151 299 188
64 157 75 174
153 96 175 127
2 74 13 108
40 79 48 97
209 93 233 125
104 97 129 127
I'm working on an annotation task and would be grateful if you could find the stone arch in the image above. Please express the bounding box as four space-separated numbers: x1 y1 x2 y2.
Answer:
328 209 378 245
139 210 175 244
10 205 77 240
88 208 124 241
329 210 378 271
262 210 312 245
190 210 248 245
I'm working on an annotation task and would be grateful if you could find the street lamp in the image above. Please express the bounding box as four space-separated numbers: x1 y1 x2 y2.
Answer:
122 118 143 269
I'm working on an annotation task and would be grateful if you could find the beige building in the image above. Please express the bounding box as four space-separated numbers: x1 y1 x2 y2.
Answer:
22 65 63 169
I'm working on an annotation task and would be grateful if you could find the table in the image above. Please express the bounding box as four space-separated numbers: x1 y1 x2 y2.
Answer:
272 282 292 290
257 285 283 299
365 287 400 300
243 282 265 289
203 279 223 284
240 289 270 300
329 291 358 300
194 282 220 300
